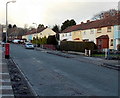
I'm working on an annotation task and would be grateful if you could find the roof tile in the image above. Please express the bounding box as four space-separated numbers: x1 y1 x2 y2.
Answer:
61 14 120 33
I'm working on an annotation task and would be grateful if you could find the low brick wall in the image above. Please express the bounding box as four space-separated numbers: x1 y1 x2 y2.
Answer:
43 44 56 50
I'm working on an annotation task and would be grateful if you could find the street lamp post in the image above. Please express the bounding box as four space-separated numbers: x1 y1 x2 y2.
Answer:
32 23 38 47
6 1 16 43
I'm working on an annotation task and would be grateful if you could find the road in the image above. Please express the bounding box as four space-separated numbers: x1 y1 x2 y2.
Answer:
10 44 119 96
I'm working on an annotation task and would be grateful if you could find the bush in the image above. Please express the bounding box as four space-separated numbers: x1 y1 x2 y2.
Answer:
117 44 120 51
32 37 47 45
47 35 58 45
60 41 96 52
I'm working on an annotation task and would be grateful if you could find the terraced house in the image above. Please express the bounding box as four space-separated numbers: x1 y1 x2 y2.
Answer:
114 25 120 50
60 14 120 51
60 25 82 41
22 27 56 42
0 24 2 41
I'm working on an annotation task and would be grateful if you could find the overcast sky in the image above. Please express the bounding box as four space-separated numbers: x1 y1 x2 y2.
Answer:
0 0 119 28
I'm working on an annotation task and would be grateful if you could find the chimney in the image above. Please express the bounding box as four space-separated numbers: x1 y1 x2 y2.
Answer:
87 20 90 23
81 22 84 24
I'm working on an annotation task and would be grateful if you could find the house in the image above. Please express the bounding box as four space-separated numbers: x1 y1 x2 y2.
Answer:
60 14 120 50
114 25 120 50
60 25 81 41
95 14 119 50
37 28 56 38
22 27 56 42
60 20 97 43
0 24 2 42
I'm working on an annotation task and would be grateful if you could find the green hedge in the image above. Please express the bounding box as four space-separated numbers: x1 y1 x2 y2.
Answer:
60 41 97 52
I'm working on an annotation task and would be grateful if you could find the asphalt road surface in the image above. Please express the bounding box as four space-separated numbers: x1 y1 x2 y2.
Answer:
10 44 119 96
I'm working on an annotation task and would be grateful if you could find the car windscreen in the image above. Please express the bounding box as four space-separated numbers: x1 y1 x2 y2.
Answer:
26 44 33 45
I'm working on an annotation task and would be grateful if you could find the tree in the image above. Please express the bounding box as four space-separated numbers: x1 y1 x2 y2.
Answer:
92 9 118 20
38 24 44 28
61 19 76 31
32 37 36 44
7 24 12 35
52 25 60 33
13 24 17 28
52 25 60 40
47 35 58 45
8 24 12 29
7 24 17 40
41 36 47 44
24 24 28 29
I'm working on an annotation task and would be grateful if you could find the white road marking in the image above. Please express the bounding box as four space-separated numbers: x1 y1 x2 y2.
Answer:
0 73 9 75
0 79 10 82
0 86 12 89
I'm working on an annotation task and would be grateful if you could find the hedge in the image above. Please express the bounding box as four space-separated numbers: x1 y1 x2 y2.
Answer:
60 41 97 52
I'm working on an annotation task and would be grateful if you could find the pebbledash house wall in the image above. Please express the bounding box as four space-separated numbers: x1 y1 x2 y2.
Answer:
114 25 120 50
0 24 2 41
72 30 82 41
59 32 72 41
81 29 96 44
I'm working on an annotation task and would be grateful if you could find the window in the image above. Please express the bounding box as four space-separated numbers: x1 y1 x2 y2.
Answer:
107 26 111 32
97 28 101 33
98 39 102 45
62 34 64 37
111 39 113 46
79 32 81 35
66 33 67 37
69 32 72 36
90 29 94 34
83 39 89 42
118 25 120 31
84 31 86 35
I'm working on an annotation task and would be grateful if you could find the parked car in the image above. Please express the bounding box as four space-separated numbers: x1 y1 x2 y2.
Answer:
25 43 34 49
12 39 20 44
0 41 5 47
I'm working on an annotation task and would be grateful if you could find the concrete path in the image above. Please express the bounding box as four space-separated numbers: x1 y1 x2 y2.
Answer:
0 46 14 98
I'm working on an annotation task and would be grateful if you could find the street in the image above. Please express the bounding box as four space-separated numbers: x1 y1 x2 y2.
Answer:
10 44 119 96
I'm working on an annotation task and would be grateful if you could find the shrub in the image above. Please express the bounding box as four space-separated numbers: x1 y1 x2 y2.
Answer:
47 35 58 45
117 44 120 51
60 41 96 52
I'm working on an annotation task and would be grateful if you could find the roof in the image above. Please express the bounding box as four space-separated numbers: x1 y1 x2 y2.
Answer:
25 27 47 35
61 25 80 33
61 14 120 33
96 35 109 39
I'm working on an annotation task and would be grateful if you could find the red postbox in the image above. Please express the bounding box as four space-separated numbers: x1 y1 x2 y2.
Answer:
5 43 10 59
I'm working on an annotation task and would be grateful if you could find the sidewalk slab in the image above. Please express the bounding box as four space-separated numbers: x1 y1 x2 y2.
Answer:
0 46 14 97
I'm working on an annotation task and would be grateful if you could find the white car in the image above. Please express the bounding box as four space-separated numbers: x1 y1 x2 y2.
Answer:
25 43 34 49
0 41 5 47
12 39 20 44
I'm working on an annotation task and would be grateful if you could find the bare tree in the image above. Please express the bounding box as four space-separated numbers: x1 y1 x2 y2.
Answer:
92 9 118 20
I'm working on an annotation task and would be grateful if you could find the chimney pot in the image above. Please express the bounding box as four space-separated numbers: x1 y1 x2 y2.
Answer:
87 20 90 23
81 22 84 24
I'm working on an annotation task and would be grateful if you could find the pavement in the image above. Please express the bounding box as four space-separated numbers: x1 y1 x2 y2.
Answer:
36 47 120 71
0 46 14 98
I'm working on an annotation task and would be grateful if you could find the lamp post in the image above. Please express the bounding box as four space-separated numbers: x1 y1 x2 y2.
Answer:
32 23 38 47
6 0 16 43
